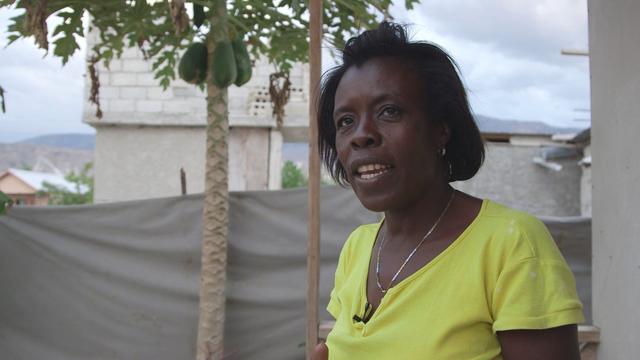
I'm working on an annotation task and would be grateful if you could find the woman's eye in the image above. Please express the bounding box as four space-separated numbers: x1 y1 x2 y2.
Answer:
381 106 400 117
337 117 354 128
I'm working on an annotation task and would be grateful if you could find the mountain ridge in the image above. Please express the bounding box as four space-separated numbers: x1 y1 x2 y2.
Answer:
15 133 95 150
0 143 93 174
10 115 581 151
3 115 583 174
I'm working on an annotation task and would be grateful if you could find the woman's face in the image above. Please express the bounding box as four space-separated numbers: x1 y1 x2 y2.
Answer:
333 56 449 212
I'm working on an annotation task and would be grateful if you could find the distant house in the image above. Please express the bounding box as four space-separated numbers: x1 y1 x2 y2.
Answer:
0 169 77 206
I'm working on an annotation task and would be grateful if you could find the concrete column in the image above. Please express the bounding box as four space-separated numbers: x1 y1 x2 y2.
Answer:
268 129 283 190
589 0 640 358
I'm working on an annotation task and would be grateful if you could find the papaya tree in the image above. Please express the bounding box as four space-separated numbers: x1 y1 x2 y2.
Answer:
0 0 419 358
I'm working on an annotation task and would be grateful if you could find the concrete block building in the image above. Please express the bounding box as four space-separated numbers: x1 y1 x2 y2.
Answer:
83 32 310 203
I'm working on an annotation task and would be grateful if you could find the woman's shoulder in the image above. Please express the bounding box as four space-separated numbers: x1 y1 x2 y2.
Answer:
343 221 381 249
479 200 549 236
475 199 562 264
480 199 540 223
350 221 381 235
334 222 381 272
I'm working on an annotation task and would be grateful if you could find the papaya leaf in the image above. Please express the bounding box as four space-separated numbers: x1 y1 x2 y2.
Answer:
50 8 85 65
5 13 26 46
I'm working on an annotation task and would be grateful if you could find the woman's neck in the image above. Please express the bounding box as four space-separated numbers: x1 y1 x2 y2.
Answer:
383 183 454 245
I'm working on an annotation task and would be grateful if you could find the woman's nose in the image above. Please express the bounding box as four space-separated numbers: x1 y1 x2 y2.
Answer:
351 118 381 149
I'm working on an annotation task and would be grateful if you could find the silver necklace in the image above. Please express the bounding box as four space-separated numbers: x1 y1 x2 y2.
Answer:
375 190 455 293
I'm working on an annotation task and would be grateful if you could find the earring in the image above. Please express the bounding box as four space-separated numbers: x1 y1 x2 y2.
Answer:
439 148 446 157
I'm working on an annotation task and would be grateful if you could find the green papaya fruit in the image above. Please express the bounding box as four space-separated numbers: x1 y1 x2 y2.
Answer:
232 37 252 86
211 41 237 88
178 42 208 84
193 3 205 28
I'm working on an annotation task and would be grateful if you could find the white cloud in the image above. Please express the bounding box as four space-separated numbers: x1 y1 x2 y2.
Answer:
405 0 588 63
390 0 590 127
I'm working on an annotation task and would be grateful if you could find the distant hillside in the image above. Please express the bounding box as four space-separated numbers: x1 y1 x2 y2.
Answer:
4 115 579 175
17 133 95 150
0 143 93 174
474 115 580 135
12 115 578 153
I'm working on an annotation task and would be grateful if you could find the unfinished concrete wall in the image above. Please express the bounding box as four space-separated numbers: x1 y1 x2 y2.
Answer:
589 0 640 358
454 142 581 217
93 126 273 203
93 127 205 203
83 40 310 129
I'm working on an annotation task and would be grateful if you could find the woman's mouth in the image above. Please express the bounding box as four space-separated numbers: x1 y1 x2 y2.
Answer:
356 163 392 180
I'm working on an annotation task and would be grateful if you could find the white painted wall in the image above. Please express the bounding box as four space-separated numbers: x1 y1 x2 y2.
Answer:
589 1 640 358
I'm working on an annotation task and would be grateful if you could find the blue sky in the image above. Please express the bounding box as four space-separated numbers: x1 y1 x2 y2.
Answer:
0 1 589 143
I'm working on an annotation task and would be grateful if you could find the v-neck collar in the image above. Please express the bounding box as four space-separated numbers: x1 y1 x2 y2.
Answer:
358 198 489 325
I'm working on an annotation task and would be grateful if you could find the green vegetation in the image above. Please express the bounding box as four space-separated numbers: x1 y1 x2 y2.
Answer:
281 160 307 188
0 85 5 113
0 191 12 215
40 163 93 205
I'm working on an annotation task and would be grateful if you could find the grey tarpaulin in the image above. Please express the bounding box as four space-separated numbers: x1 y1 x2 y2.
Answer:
0 187 375 360
0 187 590 359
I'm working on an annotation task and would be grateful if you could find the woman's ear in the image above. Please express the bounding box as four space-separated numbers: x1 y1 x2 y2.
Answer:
439 122 451 150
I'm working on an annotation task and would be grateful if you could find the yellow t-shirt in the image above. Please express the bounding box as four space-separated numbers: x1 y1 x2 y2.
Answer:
326 199 584 360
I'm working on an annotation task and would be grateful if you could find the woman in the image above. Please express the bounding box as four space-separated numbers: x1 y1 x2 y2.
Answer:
313 22 584 359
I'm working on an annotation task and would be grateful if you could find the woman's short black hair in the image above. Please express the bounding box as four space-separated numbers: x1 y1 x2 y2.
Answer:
317 21 484 186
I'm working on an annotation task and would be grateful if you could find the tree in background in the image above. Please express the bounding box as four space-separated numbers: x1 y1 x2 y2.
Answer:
281 160 307 188
0 0 420 357
0 190 12 215
40 162 93 205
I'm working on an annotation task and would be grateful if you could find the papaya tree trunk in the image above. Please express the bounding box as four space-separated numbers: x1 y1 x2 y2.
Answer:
197 2 229 359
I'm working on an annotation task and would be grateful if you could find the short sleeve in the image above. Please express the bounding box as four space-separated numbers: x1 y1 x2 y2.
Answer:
491 258 585 333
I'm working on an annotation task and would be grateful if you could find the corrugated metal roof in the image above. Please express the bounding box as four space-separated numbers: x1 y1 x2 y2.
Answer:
6 168 80 193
